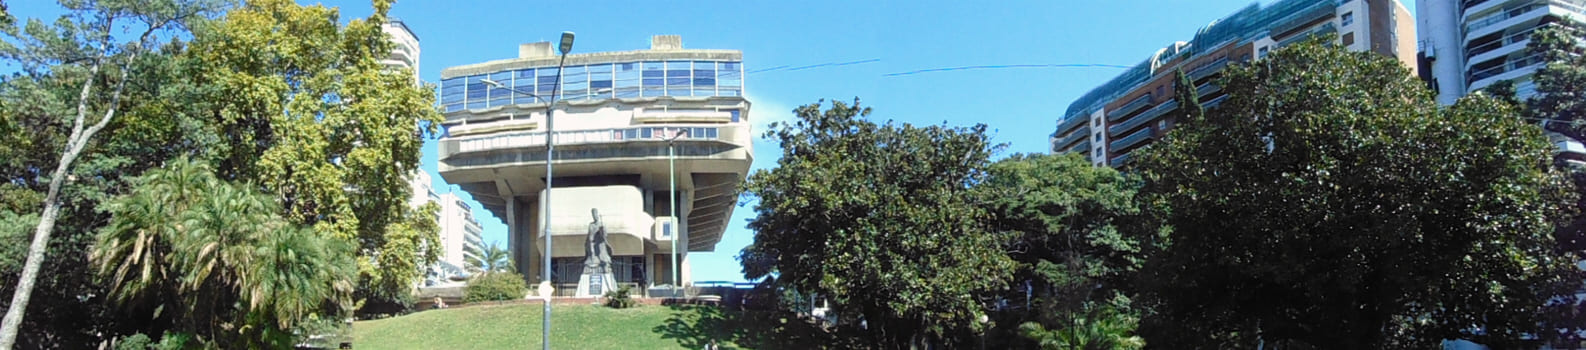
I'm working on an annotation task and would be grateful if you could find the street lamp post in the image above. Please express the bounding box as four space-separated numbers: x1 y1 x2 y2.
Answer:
661 128 690 298
485 30 573 350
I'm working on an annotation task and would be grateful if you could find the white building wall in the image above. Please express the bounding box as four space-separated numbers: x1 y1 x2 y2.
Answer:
380 20 420 85
1419 0 1586 105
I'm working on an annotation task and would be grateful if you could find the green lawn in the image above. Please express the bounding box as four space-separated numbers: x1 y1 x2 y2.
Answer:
353 303 835 349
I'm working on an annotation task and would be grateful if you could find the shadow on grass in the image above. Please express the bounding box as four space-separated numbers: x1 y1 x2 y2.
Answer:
651 305 847 349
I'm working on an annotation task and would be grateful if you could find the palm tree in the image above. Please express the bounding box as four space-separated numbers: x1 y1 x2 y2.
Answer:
467 242 515 275
91 157 355 347
1019 304 1146 350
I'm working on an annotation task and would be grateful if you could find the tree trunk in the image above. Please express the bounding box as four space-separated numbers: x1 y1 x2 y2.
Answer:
0 21 144 348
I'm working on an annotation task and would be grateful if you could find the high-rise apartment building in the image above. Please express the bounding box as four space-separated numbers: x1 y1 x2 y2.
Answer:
436 35 752 297
1417 0 1586 105
1052 0 1415 167
381 19 420 84
437 192 485 270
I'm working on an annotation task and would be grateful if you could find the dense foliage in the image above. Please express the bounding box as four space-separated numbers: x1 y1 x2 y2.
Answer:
0 0 442 347
91 158 356 348
1131 38 1583 348
740 98 1016 347
465 272 529 303
979 152 1148 349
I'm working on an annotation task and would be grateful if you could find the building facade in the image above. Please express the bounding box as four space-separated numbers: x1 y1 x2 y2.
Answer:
1417 0 1586 105
436 35 752 296
381 19 420 85
437 192 485 270
1052 0 1415 167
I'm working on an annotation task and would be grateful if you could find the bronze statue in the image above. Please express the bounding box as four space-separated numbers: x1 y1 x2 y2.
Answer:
582 208 613 276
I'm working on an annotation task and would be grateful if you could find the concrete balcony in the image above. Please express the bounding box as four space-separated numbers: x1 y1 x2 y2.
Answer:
1106 94 1152 121
1110 100 1176 137
1052 129 1087 152
1465 1 1549 40
438 123 751 170
1109 128 1153 151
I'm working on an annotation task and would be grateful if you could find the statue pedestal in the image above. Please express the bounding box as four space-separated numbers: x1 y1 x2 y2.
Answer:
575 272 617 297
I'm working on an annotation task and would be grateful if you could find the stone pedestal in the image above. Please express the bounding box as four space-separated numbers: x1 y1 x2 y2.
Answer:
575 272 617 297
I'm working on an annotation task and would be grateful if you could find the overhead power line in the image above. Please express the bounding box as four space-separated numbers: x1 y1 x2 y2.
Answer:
882 63 1131 77
749 58 881 74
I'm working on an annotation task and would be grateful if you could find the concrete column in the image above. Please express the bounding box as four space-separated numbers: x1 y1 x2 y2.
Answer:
678 200 691 286
505 198 520 282
523 198 542 283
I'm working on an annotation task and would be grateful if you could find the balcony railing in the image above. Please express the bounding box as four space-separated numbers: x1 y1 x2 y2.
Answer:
1111 100 1177 136
1053 129 1086 151
1056 114 1087 135
1197 83 1221 98
1204 95 1230 108
1109 153 1131 167
442 125 726 158
1275 23 1337 48
1187 57 1229 81
1109 128 1153 151
1466 27 1536 59
1469 53 1545 82
1466 1 1547 33
1106 94 1152 121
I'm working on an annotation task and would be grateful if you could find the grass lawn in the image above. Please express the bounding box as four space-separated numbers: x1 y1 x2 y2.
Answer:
353 303 836 349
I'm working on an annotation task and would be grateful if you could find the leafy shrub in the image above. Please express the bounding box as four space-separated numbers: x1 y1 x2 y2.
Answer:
115 332 192 350
115 333 151 350
465 272 528 303
605 285 638 309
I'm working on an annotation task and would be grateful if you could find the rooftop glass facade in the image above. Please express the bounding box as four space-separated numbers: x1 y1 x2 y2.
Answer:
1058 0 1343 126
440 60 744 113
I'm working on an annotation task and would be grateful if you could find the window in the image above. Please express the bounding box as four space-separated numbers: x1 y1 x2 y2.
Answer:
563 65 588 100
440 77 465 109
1342 32 1356 46
666 60 691 96
1094 132 1102 142
717 62 742 96
727 109 741 123
1093 116 1102 127
616 62 641 98
642 61 665 97
487 71 512 107
537 68 558 97
1341 12 1354 26
1258 47 1269 58
588 63 613 99
693 61 716 96
513 69 537 103
465 75 488 110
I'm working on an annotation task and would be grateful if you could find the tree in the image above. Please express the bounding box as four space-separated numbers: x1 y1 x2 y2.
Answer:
1132 39 1583 348
1171 68 1203 124
1528 20 1586 142
0 1 218 347
91 158 355 348
740 99 1016 347
980 152 1148 349
181 0 444 310
467 242 516 275
1520 18 1586 341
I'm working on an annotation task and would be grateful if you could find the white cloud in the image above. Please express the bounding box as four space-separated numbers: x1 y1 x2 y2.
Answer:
744 92 799 172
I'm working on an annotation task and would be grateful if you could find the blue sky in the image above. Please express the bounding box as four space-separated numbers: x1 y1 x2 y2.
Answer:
12 0 1418 282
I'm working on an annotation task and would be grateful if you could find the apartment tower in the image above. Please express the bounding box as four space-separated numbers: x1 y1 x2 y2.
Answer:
1052 0 1416 167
